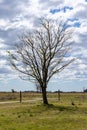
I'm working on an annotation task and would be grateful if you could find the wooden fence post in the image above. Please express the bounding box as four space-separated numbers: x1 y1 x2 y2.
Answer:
58 89 60 101
20 91 22 103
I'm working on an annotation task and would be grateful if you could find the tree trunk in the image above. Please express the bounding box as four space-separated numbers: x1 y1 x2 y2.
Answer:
42 87 48 105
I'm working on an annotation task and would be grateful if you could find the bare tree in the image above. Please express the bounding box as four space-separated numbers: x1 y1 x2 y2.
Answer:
9 18 75 105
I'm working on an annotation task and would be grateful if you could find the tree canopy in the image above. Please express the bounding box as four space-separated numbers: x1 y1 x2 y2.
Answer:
9 18 75 104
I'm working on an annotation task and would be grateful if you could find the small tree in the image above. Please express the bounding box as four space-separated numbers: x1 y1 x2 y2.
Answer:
11 89 15 93
35 81 42 93
9 18 75 105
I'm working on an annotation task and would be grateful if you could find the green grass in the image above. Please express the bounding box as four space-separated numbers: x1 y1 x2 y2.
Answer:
0 92 87 130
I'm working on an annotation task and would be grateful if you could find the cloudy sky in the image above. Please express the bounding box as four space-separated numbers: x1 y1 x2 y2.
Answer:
0 0 87 92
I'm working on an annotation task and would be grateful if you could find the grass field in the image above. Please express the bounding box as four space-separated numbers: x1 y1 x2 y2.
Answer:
0 92 87 130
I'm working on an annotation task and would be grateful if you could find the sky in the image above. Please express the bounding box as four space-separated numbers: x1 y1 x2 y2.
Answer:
0 0 87 92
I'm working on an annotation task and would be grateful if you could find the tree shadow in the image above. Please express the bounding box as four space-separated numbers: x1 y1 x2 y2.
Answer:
40 103 78 112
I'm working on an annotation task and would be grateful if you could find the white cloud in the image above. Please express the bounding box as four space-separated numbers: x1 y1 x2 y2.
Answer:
0 0 3 3
78 64 87 70
0 19 9 28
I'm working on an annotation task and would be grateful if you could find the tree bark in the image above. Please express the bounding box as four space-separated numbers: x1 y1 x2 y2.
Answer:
42 87 48 105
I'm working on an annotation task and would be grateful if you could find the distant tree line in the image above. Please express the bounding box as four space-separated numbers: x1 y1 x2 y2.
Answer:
84 89 87 92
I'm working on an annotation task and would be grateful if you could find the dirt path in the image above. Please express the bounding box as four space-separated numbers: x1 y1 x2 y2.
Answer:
0 98 42 104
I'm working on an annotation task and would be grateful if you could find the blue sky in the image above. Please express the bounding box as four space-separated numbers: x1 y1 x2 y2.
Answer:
0 0 87 92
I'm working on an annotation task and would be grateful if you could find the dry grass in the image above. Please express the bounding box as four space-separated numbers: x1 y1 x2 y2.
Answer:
0 92 87 130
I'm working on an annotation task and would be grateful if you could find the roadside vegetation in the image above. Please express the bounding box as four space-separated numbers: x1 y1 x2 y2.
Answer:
0 92 87 130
